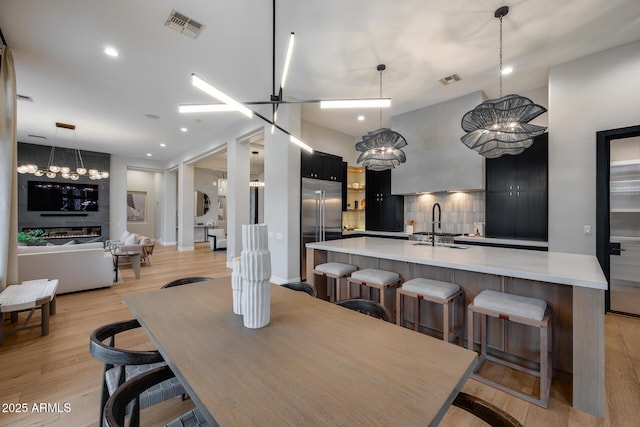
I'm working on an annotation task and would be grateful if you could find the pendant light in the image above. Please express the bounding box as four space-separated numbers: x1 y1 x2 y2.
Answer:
16 123 110 179
460 6 547 158
355 64 407 171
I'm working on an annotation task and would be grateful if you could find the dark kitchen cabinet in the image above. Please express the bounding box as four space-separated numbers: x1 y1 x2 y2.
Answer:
485 133 548 240
301 150 343 182
365 169 404 231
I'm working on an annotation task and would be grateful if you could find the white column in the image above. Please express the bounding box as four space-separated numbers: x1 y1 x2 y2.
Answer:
264 104 302 283
178 162 195 251
227 136 250 266
156 170 177 245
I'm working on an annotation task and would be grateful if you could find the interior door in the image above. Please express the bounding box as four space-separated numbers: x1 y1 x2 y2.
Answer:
609 136 640 314
597 125 640 315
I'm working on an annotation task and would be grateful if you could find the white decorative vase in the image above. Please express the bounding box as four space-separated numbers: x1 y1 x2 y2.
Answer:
231 257 243 315
241 224 271 329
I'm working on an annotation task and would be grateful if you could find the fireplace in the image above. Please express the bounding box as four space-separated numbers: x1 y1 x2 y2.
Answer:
22 226 102 241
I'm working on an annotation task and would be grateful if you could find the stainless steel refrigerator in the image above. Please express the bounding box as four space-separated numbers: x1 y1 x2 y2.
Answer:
301 177 343 280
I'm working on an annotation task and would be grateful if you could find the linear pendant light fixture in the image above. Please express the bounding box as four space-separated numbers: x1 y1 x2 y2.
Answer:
460 5 547 158
180 0 392 153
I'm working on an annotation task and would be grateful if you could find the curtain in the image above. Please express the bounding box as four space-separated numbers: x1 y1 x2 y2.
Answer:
0 46 18 291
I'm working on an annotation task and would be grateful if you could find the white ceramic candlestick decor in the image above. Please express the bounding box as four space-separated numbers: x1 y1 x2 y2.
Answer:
231 257 243 315
241 224 271 328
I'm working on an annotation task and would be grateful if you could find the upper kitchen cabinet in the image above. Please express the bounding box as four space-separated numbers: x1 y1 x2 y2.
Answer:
390 91 486 194
366 169 404 231
301 150 343 182
485 133 548 240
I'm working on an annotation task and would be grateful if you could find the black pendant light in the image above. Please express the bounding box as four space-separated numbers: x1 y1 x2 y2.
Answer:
460 6 547 158
355 64 407 171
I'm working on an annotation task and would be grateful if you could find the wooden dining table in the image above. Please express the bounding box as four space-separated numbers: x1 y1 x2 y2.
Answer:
125 278 478 426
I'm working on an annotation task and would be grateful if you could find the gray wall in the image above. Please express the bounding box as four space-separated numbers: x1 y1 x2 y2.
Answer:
548 40 640 254
17 142 110 242
391 91 485 194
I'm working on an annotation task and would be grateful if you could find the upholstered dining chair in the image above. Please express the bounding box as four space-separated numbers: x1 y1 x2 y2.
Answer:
104 365 209 427
89 319 186 427
280 282 317 297
452 392 524 427
161 276 213 289
336 298 393 323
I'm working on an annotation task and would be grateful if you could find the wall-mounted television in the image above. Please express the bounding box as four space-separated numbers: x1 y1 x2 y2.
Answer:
28 181 99 212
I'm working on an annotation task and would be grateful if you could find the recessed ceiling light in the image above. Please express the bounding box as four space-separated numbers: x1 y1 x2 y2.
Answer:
357 115 365 121
160 143 166 147
180 127 188 132
501 66 513 75
104 46 119 57
146 153 152 157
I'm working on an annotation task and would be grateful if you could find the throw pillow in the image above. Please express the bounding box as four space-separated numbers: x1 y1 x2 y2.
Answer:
138 236 150 245
120 230 131 243
124 233 138 245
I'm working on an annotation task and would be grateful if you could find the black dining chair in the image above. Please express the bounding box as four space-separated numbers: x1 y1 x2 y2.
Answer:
280 282 317 297
104 365 209 427
336 298 393 322
452 392 524 427
89 319 186 427
161 276 213 289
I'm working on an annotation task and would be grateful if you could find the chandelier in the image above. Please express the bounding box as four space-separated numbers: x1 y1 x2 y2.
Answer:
460 6 547 158
355 64 407 171
16 123 110 180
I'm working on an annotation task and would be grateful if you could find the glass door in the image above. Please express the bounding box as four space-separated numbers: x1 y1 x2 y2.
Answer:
609 136 640 315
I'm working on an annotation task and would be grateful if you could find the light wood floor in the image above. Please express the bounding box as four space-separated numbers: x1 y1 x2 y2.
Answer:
0 243 638 426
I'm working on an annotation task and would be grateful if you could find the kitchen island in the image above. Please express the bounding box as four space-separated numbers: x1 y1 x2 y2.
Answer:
306 237 607 418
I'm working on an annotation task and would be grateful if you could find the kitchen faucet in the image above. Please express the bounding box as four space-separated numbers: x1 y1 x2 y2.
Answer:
432 202 441 246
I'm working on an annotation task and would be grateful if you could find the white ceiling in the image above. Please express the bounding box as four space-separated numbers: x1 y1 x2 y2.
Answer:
2 0 640 164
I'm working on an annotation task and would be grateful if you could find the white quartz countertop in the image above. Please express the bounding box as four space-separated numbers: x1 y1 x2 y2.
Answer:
454 235 549 248
342 230 410 238
307 237 606 290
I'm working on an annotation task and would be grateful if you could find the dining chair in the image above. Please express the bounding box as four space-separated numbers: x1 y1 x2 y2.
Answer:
90 319 186 427
452 392 524 427
280 282 317 297
104 365 210 427
336 298 393 322
161 276 213 289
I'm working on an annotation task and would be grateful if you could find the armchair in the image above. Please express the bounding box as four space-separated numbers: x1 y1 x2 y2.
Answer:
106 231 155 264
207 228 227 251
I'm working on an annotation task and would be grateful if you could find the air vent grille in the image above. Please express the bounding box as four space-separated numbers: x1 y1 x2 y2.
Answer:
17 94 33 102
165 9 205 39
438 73 462 86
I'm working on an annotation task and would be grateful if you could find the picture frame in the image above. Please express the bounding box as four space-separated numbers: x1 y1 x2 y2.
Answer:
127 191 146 222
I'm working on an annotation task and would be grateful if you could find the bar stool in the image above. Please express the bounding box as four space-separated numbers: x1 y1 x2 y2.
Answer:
312 262 357 302
346 268 402 316
467 290 552 408
396 278 464 344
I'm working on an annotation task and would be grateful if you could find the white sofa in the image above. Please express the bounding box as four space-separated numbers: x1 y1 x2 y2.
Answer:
17 242 113 294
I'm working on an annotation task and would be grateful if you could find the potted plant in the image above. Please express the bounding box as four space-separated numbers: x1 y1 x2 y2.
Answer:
18 229 47 245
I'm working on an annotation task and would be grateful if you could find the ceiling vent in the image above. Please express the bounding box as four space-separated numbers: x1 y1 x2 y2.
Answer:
165 9 205 39
17 94 33 102
438 73 462 86
28 134 47 139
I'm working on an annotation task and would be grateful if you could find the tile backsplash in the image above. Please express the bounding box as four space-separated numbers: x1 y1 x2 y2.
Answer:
404 191 485 235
